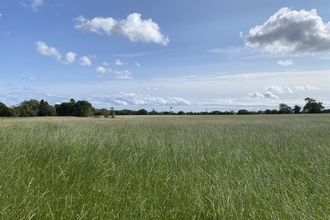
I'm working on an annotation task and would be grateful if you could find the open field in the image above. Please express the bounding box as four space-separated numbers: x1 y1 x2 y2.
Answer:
1 115 330 219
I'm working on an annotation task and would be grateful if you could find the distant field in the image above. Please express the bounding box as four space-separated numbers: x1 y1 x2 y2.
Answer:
1 115 330 219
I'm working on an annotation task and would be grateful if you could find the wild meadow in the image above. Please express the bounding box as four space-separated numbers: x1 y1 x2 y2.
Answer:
0 115 330 219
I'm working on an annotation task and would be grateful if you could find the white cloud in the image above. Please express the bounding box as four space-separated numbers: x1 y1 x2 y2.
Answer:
264 92 279 99
248 92 264 98
278 59 293 66
35 41 61 59
29 77 36 81
35 41 76 64
75 13 169 45
114 70 132 79
21 0 44 12
141 86 159 91
96 66 107 73
295 85 320 91
102 62 109 66
31 0 44 12
0 13 2 18
239 31 243 38
112 92 190 106
20 2 29 8
61 52 76 64
168 97 191 105
79 56 92 66
135 62 141 67
265 85 293 94
246 8 330 54
248 91 278 99
114 59 125 66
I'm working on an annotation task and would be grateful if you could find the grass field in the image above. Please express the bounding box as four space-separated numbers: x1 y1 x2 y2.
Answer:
0 115 330 219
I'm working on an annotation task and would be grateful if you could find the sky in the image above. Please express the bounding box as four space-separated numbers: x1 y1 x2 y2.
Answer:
1 0 330 112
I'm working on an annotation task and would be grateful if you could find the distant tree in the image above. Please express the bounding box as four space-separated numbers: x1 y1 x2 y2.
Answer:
265 109 272 114
278 103 292 114
293 105 301 114
200 111 208 115
10 106 22 117
178 111 185 115
19 99 40 117
210 110 222 115
38 99 56 116
136 109 148 115
72 100 93 117
114 109 135 115
101 108 110 118
56 102 74 116
322 109 330 113
271 109 279 114
0 102 11 117
150 109 159 115
237 109 250 114
110 107 115 118
303 97 324 113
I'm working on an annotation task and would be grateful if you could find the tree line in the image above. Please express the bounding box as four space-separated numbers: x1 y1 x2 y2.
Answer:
0 97 329 117
237 97 328 114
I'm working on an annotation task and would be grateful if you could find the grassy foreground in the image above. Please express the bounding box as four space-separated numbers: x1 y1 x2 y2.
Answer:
0 115 330 219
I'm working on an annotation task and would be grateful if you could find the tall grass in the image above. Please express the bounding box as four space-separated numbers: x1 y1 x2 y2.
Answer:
0 115 330 219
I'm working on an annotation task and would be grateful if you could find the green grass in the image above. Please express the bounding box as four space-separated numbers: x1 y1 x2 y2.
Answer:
0 115 330 219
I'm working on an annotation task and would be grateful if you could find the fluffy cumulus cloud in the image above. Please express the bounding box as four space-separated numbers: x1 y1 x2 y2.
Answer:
79 56 92 66
61 52 76 64
95 66 111 73
74 13 169 45
264 92 279 99
278 59 293 66
246 8 330 54
248 92 264 98
265 85 293 94
35 41 76 64
248 91 278 99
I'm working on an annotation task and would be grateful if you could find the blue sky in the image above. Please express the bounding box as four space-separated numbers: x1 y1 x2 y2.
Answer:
1 0 330 112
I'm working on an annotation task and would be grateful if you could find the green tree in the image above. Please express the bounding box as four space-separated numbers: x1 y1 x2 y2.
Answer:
110 107 115 118
265 109 272 114
72 101 93 117
38 99 56 116
278 103 292 114
56 99 77 116
178 111 185 115
237 109 250 114
303 97 324 113
293 105 301 114
0 102 11 117
19 99 40 117
136 109 148 115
